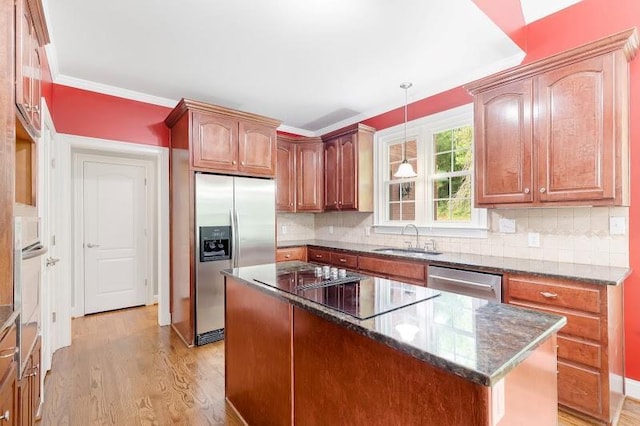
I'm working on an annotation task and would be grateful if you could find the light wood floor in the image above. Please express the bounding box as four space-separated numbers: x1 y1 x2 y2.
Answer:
39 305 640 425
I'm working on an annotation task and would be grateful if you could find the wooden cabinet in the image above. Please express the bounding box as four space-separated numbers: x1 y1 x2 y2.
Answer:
505 274 624 425
276 246 306 262
0 362 17 426
276 136 324 212
466 29 638 207
17 337 40 426
307 247 333 264
322 124 375 212
15 0 48 139
166 99 281 178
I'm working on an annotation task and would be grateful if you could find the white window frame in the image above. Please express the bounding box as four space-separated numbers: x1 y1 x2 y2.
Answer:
373 103 487 238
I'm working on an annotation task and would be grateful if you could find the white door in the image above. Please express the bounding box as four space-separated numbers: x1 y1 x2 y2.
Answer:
83 161 147 314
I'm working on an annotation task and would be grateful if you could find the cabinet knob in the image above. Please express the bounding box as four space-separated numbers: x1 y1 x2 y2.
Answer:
232 160 237 165
540 187 546 193
290 203 293 206
241 161 245 166
0 410 9 421
524 188 530 194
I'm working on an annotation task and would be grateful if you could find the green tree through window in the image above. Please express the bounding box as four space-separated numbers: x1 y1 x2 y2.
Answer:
433 126 472 222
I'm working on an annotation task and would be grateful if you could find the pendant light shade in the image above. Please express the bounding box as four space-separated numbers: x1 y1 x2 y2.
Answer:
394 82 417 178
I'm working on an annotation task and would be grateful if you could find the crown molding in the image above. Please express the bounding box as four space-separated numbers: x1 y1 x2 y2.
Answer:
276 125 316 137
53 73 178 108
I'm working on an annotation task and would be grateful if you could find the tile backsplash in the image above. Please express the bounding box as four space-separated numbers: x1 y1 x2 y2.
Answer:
277 206 629 267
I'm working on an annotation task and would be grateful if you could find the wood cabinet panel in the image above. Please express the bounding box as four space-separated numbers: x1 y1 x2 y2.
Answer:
296 143 323 212
558 335 601 370
307 247 332 264
238 121 276 176
506 275 601 314
558 361 603 418
474 80 533 205
323 140 339 211
329 252 358 269
276 246 306 262
466 29 637 207
536 55 615 203
509 301 601 341
225 278 292 426
276 140 295 212
0 325 16 385
358 255 426 285
191 112 238 171
0 362 17 426
338 136 356 210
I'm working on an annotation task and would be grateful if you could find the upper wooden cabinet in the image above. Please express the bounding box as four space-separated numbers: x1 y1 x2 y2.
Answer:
322 124 375 212
165 99 281 178
466 28 638 207
15 0 49 139
276 135 324 212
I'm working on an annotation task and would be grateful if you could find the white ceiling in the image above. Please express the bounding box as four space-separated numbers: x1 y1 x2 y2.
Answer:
520 0 582 24
43 0 577 136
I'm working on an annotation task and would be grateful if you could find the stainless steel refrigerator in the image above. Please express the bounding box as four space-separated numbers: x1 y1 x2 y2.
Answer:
195 173 275 345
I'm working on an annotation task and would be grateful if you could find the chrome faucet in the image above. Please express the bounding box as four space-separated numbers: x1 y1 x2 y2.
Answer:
401 224 420 249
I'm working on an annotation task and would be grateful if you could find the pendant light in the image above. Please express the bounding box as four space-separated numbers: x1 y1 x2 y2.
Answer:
394 82 418 178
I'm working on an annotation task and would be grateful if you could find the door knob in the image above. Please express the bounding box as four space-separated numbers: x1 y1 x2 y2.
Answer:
86 243 100 248
46 257 60 267
540 187 546 193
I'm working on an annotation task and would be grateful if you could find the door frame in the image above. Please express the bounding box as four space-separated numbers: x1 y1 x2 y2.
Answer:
57 134 170 327
73 154 155 316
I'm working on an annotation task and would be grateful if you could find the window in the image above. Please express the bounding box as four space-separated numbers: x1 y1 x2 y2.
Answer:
374 104 486 235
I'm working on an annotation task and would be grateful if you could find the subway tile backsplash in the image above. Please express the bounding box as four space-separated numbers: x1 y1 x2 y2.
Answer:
277 206 629 267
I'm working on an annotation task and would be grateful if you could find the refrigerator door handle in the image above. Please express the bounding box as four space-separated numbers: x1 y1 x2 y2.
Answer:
230 208 239 268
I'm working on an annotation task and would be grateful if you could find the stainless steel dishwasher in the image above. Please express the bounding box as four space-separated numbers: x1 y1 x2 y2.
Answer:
427 265 502 302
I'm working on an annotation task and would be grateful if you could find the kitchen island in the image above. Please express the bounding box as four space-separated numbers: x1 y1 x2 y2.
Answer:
222 262 566 426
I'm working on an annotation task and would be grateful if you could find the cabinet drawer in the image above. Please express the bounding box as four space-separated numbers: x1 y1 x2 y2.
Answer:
558 361 603 418
510 301 601 341
508 275 601 314
329 252 358 269
0 362 16 426
307 248 332 264
0 325 17 384
558 335 601 369
358 256 426 284
276 247 307 262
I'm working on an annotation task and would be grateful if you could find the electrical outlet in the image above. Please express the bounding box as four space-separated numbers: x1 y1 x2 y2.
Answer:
528 232 540 247
281 225 287 235
610 217 626 235
329 225 334 235
498 218 516 233
364 226 371 237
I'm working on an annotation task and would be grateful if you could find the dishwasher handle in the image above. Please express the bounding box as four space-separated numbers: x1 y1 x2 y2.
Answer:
429 274 494 291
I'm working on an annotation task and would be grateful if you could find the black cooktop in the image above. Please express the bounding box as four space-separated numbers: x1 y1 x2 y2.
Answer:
254 266 440 320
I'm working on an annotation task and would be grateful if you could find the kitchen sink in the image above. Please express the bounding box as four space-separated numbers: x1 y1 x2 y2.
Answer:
373 247 442 256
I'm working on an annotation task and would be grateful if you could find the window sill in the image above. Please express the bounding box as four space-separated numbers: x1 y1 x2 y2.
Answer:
372 225 488 239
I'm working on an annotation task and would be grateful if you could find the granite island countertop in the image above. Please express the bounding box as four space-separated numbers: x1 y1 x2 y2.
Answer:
277 239 630 285
222 261 566 387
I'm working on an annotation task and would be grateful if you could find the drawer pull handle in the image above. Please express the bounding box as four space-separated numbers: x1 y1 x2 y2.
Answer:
540 291 558 299
0 347 18 359
0 410 9 421
285 254 291 258
339 258 347 263
315 255 322 258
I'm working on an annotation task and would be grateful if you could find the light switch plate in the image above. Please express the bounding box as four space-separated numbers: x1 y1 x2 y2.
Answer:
610 217 626 235
329 225 334 235
528 232 540 247
281 224 287 235
499 218 516 233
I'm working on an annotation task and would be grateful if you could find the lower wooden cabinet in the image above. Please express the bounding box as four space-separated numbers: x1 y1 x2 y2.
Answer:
0 362 17 426
17 337 40 426
505 274 623 425
276 246 307 262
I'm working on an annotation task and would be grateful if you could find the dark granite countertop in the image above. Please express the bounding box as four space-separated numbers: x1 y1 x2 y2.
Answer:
0 305 18 335
277 239 630 285
222 261 566 387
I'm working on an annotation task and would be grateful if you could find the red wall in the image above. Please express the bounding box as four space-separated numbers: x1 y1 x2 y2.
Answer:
47 0 640 379
51 84 172 147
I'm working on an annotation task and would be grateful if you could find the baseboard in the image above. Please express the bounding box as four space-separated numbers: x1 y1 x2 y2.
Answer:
626 377 640 399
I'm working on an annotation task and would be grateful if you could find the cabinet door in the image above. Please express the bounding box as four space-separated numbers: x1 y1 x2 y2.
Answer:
536 55 615 202
296 143 324 212
191 111 238 172
276 141 295 212
15 0 32 124
17 358 31 426
474 79 534 205
29 339 40 420
0 363 16 426
30 40 41 132
238 122 276 177
323 140 339 211
338 136 357 210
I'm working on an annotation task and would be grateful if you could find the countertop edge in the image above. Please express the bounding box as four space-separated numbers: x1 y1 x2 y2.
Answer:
277 240 630 286
222 269 565 387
